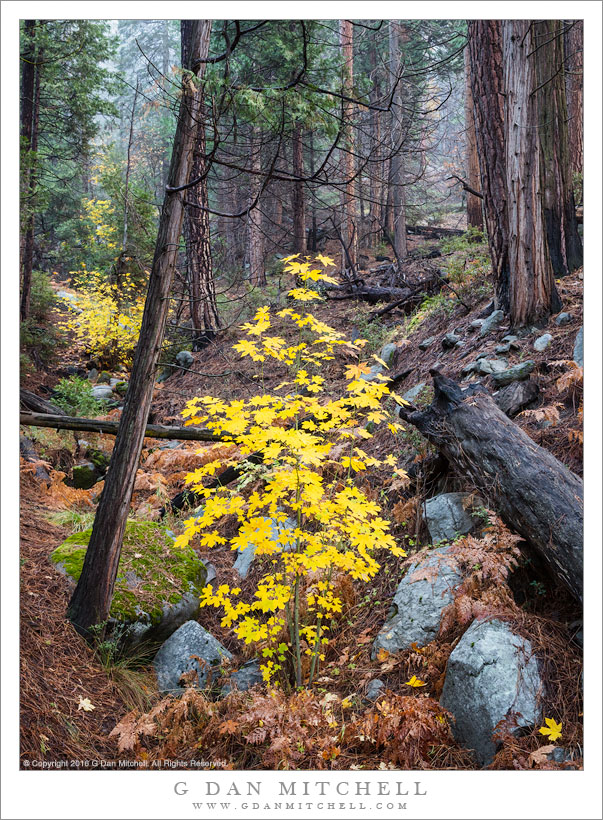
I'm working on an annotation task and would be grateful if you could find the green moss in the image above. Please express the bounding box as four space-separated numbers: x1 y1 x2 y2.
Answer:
51 521 206 624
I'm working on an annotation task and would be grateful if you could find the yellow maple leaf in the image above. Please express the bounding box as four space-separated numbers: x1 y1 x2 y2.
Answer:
77 696 96 712
538 717 562 742
315 254 336 267
344 362 372 380
404 675 427 688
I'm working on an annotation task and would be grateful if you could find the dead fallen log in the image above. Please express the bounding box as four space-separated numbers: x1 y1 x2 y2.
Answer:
20 389 66 416
326 284 413 304
398 370 583 602
406 225 464 238
19 412 223 443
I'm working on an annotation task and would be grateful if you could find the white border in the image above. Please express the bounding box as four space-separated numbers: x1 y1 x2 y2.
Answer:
2 2 601 819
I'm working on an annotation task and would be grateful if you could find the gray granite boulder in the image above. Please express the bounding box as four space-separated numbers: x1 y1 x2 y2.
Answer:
554 312 572 326
418 336 436 350
573 327 583 368
424 492 483 543
233 517 296 578
494 379 539 418
365 679 385 701
72 461 100 489
221 660 263 695
154 621 233 695
401 382 427 405
533 333 553 352
477 358 509 376
371 546 462 657
175 350 194 369
379 342 397 368
442 332 462 349
91 384 114 401
491 361 535 386
440 619 542 766
479 309 504 337
468 319 484 332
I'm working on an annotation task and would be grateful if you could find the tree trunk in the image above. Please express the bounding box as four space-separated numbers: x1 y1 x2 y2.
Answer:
464 46 483 229
247 126 265 286
19 411 222 442
468 21 510 312
399 370 583 603
181 20 220 337
67 21 209 633
502 20 561 327
20 20 42 321
564 20 583 195
339 19 357 272
533 20 582 277
368 45 382 247
291 122 305 253
389 20 408 262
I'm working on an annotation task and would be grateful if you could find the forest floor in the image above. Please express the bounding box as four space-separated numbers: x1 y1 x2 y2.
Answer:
19 231 584 770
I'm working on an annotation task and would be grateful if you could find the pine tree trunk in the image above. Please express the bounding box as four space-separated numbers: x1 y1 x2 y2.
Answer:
292 122 305 253
20 20 42 322
467 21 510 312
389 20 408 262
464 47 483 229
564 20 583 193
339 19 357 271
503 21 561 327
533 20 582 277
368 45 382 248
67 21 208 633
247 126 265 286
181 20 220 337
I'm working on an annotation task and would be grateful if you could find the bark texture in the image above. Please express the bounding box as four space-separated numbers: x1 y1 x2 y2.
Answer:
247 126 266 286
399 370 583 603
68 21 209 632
533 20 582 277
181 20 220 335
467 21 509 312
464 46 483 229
502 21 561 327
291 123 306 253
389 21 408 262
564 20 583 188
339 19 357 271
19 412 222 442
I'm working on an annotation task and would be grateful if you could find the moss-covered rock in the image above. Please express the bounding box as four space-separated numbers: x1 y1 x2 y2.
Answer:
51 521 206 642
72 462 101 489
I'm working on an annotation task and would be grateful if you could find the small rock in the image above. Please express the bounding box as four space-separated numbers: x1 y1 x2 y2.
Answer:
440 619 542 766
175 350 194 369
495 343 511 354
153 621 233 695
502 334 519 344
475 351 488 360
573 327 583 368
114 380 128 396
205 562 217 585
72 462 101 490
418 336 436 351
401 382 426 404
494 380 539 417
477 358 509 376
97 371 112 384
360 364 385 382
221 660 263 696
468 319 484 332
159 440 182 450
533 333 553 352
87 368 98 382
425 492 484 543
372 546 462 658
91 384 114 401
554 312 572 326
491 361 535 385
379 343 397 369
547 747 573 763
461 361 479 378
365 679 385 701
442 332 461 350
479 309 504 337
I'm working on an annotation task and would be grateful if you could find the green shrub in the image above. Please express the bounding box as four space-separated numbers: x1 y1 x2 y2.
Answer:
53 376 107 416
30 271 57 319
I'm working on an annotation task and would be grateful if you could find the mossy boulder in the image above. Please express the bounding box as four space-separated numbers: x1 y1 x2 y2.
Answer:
51 521 207 647
72 462 101 489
